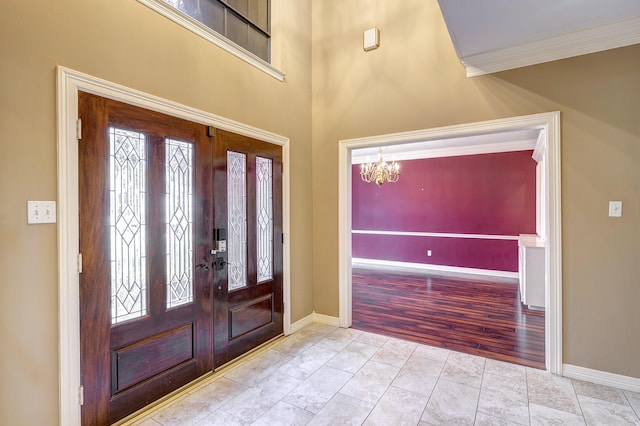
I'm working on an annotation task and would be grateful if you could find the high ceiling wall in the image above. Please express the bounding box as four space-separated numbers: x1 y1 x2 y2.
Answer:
0 1 313 424
312 0 640 379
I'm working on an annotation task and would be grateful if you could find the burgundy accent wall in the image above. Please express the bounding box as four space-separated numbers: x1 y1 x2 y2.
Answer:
352 150 537 272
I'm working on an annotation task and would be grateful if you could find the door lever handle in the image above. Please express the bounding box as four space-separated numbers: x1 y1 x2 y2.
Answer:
197 262 210 271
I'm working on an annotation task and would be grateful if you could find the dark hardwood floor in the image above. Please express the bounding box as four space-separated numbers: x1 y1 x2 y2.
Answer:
352 266 545 369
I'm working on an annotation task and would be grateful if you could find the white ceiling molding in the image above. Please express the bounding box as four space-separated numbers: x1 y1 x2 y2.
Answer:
351 138 537 164
351 127 540 164
461 15 640 77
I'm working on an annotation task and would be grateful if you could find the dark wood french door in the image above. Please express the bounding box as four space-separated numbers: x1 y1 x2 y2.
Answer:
78 93 283 424
78 92 214 423
212 129 284 367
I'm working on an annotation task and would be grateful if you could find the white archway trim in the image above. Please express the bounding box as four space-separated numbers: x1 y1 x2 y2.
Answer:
338 111 562 374
57 66 291 426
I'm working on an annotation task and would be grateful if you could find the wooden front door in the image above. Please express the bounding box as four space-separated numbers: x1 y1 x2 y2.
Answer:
212 129 284 367
78 92 214 424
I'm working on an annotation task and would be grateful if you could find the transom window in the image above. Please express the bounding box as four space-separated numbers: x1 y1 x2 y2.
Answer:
165 0 270 61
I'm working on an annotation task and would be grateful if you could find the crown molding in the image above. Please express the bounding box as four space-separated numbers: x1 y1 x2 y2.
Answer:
462 15 640 77
351 139 536 164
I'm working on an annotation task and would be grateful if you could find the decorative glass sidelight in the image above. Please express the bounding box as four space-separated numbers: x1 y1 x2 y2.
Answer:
166 139 194 308
256 156 273 282
109 127 147 324
227 151 247 291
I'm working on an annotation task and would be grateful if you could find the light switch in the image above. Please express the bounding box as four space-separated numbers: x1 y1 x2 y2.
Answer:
608 201 622 218
28 201 57 224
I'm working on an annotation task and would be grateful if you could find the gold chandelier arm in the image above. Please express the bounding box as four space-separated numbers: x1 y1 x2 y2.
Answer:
359 148 400 186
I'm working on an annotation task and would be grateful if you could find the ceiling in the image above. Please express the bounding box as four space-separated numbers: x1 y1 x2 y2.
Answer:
437 0 640 76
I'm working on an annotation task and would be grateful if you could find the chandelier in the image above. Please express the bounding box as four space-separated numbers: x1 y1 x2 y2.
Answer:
360 148 400 186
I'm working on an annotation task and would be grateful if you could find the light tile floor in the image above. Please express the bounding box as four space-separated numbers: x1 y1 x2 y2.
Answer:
127 324 640 426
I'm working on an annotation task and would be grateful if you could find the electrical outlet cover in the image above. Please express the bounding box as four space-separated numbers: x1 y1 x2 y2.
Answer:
608 200 622 217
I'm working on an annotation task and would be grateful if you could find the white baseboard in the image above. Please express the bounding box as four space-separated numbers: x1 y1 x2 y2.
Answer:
352 258 519 279
312 311 340 327
289 312 341 334
289 313 315 334
563 364 640 393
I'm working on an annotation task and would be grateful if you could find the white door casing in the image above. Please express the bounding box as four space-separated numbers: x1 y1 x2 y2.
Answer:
338 111 562 374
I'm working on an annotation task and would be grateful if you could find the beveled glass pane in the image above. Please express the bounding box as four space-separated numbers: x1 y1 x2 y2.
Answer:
227 12 249 49
256 156 273 283
166 139 194 309
227 151 247 291
109 127 147 324
248 27 268 61
166 0 203 21
249 0 269 31
200 0 225 33
227 0 249 17
162 0 270 62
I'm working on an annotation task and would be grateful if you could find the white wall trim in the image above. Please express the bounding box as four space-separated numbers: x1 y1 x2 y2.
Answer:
136 0 285 81
353 230 519 241
532 130 546 163
353 258 519 279
312 312 341 327
289 313 315 334
339 111 562 374
351 139 536 164
462 16 640 77
289 312 341 334
563 364 640 393
546 112 562 375
57 66 291 426
338 144 353 329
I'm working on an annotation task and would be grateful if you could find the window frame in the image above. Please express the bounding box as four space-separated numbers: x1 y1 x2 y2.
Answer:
137 0 285 81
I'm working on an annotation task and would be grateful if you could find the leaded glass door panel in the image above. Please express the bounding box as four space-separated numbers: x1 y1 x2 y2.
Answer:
212 129 283 367
78 92 214 425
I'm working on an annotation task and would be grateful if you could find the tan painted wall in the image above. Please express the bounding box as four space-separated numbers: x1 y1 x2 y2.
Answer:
1 0 639 423
311 0 640 379
0 1 312 424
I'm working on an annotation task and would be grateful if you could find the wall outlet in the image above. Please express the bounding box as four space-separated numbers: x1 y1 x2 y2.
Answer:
608 200 622 217
28 201 57 224
427 250 432 256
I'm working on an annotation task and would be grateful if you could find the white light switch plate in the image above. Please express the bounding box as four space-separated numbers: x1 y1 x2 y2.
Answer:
608 200 622 217
28 201 57 224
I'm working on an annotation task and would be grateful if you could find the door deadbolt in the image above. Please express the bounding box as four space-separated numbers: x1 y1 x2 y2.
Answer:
213 257 227 270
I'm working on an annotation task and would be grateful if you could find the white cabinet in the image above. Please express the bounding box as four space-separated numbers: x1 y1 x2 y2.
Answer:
518 234 545 309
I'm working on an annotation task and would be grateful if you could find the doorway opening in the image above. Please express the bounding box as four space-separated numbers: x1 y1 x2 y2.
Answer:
338 112 562 373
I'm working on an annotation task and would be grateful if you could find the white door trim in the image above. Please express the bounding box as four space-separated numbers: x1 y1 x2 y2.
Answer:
338 111 562 374
57 66 292 426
